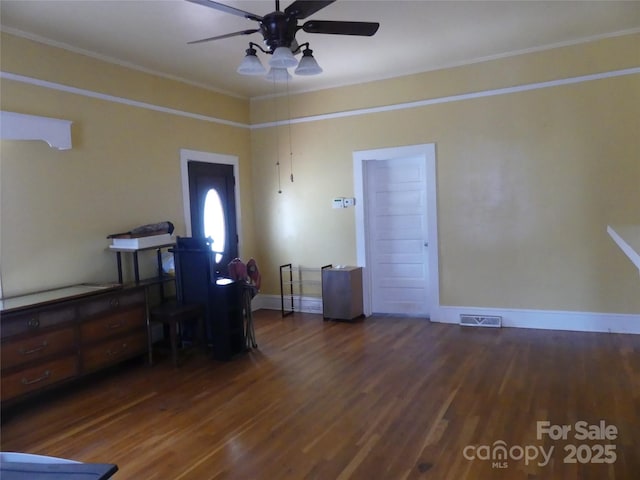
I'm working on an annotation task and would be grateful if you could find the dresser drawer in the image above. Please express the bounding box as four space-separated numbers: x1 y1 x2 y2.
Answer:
1 305 76 339
80 306 146 343
1 328 76 370
81 331 147 372
77 289 145 318
1 355 78 401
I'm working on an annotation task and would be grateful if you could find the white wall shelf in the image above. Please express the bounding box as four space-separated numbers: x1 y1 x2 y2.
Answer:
0 111 73 150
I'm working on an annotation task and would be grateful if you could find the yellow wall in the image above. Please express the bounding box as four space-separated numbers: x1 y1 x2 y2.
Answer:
250 34 640 124
1 31 638 316
1 33 248 125
0 33 253 296
251 33 640 314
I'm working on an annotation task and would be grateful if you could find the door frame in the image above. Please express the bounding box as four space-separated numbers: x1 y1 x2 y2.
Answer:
180 149 242 257
353 144 439 318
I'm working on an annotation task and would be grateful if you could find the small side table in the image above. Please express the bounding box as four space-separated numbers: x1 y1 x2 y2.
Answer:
321 266 364 321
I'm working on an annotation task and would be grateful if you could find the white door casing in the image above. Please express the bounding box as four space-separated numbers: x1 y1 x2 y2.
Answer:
353 144 439 318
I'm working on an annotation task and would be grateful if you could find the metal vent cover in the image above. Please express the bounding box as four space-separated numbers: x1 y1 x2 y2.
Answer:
460 314 502 328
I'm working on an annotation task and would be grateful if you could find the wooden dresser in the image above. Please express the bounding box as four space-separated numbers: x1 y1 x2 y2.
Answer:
1 284 147 406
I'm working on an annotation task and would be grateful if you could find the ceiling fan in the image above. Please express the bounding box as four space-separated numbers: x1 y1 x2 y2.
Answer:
186 0 380 78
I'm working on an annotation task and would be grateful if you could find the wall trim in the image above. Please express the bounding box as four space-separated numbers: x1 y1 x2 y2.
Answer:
5 24 638 102
253 294 322 315
0 71 249 129
3 67 638 131
252 27 640 101
433 305 640 335
1 25 248 100
252 67 640 129
254 294 640 334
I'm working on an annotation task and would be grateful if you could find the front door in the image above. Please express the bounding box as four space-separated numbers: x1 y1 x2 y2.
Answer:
365 155 429 315
188 161 238 272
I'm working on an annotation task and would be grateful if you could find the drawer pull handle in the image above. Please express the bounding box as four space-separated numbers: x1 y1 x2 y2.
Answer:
19 340 49 355
106 322 124 330
27 318 40 329
107 343 128 357
21 370 51 385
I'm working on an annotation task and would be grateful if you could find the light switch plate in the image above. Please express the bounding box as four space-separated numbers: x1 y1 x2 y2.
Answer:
343 197 355 207
332 197 345 209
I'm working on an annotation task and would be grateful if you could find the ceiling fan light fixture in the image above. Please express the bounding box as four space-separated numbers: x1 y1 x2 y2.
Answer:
269 46 298 68
237 47 267 75
294 48 322 76
188 0 382 82
264 67 292 83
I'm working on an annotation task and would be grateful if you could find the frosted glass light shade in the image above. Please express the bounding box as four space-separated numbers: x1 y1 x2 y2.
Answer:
269 47 298 68
264 67 292 83
294 50 322 75
237 50 266 75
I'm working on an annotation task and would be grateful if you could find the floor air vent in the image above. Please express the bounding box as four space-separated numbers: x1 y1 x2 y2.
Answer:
460 314 502 328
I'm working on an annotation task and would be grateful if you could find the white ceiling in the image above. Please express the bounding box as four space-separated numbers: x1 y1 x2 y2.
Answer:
1 1 639 99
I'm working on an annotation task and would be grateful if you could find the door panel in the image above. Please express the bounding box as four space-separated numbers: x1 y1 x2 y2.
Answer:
188 161 238 272
366 156 429 315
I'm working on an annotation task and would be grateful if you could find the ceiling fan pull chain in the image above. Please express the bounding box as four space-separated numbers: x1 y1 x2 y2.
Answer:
276 160 282 194
273 76 283 194
289 157 294 183
286 76 294 183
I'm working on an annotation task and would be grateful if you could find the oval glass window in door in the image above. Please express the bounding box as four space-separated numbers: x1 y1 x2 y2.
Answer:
203 188 226 263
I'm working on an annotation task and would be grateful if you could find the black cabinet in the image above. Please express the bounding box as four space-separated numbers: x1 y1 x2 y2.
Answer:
209 278 245 361
172 239 244 361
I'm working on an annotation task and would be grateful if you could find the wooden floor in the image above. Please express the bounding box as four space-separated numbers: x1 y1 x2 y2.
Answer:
2 310 639 479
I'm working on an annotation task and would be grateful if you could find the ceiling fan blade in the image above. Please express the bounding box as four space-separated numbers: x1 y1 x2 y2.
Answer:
188 29 260 45
285 0 336 19
302 20 380 36
186 0 263 22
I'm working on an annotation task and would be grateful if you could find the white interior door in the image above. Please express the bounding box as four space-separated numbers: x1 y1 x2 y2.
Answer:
365 155 429 315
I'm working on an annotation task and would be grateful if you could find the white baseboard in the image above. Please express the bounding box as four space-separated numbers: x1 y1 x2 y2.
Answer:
252 294 323 314
433 305 640 334
254 294 640 334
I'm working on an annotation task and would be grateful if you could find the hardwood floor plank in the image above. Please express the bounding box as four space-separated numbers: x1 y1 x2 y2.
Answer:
2 310 639 479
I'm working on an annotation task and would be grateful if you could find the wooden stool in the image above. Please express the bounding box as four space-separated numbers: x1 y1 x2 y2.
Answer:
148 301 205 367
